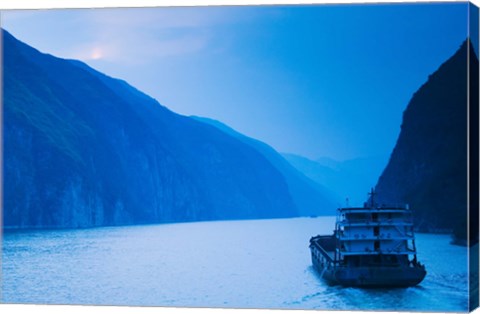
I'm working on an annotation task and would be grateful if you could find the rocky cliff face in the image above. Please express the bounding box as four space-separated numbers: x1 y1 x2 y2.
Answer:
3 30 302 229
374 39 478 242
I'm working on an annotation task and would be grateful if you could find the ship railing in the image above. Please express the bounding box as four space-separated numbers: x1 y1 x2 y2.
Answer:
337 234 414 241
338 207 412 214
311 242 335 262
393 224 414 238
337 247 417 255
337 218 413 225
310 237 340 265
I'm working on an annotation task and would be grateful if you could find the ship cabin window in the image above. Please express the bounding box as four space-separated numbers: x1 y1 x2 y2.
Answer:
347 213 368 222
372 213 378 221
373 226 379 236
374 241 380 251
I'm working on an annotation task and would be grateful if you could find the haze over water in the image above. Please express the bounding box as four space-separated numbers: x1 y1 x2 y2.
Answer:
1 217 468 311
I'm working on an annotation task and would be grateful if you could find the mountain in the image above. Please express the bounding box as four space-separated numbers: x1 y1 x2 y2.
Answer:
373 39 479 243
2 29 301 229
192 117 339 216
283 153 388 206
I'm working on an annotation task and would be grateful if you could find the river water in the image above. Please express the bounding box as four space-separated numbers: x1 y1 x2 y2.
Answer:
1 217 469 312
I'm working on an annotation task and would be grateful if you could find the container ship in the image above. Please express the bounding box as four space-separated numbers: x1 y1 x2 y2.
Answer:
309 189 426 287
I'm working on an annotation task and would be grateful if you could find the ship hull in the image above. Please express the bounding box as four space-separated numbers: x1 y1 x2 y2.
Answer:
310 246 426 287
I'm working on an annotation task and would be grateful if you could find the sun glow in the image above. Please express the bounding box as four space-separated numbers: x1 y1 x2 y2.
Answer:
90 47 103 60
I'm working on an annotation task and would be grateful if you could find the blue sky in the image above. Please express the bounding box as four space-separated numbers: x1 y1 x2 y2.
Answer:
1 3 470 161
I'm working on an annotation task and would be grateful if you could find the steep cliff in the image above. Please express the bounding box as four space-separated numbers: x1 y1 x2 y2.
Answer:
3 29 301 229
374 39 478 243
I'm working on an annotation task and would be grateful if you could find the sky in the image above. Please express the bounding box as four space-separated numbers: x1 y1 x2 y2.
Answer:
0 2 471 161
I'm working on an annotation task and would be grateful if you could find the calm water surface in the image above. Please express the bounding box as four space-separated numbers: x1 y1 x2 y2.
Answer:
1 217 468 311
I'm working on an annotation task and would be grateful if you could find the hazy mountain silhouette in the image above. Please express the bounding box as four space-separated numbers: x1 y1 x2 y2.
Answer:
283 153 388 206
192 117 339 216
3 29 303 228
373 39 479 244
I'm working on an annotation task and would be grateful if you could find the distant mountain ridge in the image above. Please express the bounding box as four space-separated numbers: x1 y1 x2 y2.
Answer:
373 39 478 243
282 153 388 206
192 116 339 216
3 29 324 229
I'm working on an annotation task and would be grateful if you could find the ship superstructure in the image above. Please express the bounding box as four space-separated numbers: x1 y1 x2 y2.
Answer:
309 189 426 287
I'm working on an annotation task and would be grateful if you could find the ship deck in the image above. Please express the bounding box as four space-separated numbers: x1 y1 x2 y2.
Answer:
310 235 336 262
